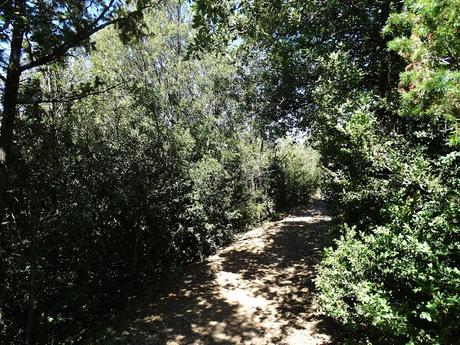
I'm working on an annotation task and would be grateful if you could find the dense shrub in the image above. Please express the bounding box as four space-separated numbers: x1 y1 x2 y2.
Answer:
315 1 460 343
316 150 460 344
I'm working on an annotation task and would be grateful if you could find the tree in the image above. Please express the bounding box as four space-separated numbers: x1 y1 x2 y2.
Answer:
0 1 155 343
0 0 156 214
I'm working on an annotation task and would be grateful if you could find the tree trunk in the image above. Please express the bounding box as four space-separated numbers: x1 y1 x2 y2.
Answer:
0 21 24 214
131 221 142 276
25 212 39 345
0 15 24 340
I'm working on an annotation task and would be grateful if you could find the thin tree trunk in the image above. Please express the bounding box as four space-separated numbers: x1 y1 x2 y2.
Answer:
24 104 42 345
131 222 142 276
0 19 24 214
25 210 39 345
0 13 24 339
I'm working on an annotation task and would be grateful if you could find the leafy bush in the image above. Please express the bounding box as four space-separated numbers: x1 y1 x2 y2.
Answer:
317 151 460 344
315 1 460 343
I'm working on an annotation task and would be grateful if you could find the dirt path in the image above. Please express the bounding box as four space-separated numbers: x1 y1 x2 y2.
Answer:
100 198 339 344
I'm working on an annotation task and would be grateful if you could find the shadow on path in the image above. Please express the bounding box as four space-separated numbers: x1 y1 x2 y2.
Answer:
96 199 341 345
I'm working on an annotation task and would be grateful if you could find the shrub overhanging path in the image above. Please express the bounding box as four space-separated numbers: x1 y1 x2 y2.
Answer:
111 199 337 344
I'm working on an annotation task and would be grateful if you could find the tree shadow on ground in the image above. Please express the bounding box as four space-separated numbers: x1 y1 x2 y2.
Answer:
95 199 342 345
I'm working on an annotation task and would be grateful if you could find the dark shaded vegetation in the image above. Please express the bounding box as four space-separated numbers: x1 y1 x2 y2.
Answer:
0 1 319 344
1 0 459 344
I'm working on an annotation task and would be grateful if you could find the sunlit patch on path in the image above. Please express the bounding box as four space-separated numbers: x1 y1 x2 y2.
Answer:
103 199 340 344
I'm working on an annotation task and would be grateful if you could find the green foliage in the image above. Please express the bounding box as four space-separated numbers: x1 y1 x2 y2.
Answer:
193 0 403 137
1 3 319 344
269 138 321 210
314 1 460 343
385 0 460 145
191 0 460 343
317 150 460 344
0 0 153 68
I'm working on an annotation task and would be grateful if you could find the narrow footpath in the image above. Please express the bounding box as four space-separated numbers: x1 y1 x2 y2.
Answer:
99 199 340 345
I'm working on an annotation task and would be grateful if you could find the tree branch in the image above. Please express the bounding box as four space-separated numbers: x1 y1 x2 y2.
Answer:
20 18 118 72
17 83 121 105
19 2 156 72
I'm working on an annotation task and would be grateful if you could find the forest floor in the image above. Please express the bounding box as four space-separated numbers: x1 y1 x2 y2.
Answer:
96 198 341 345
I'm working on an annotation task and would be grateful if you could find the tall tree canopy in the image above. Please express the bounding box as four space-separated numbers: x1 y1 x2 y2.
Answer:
192 0 405 135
